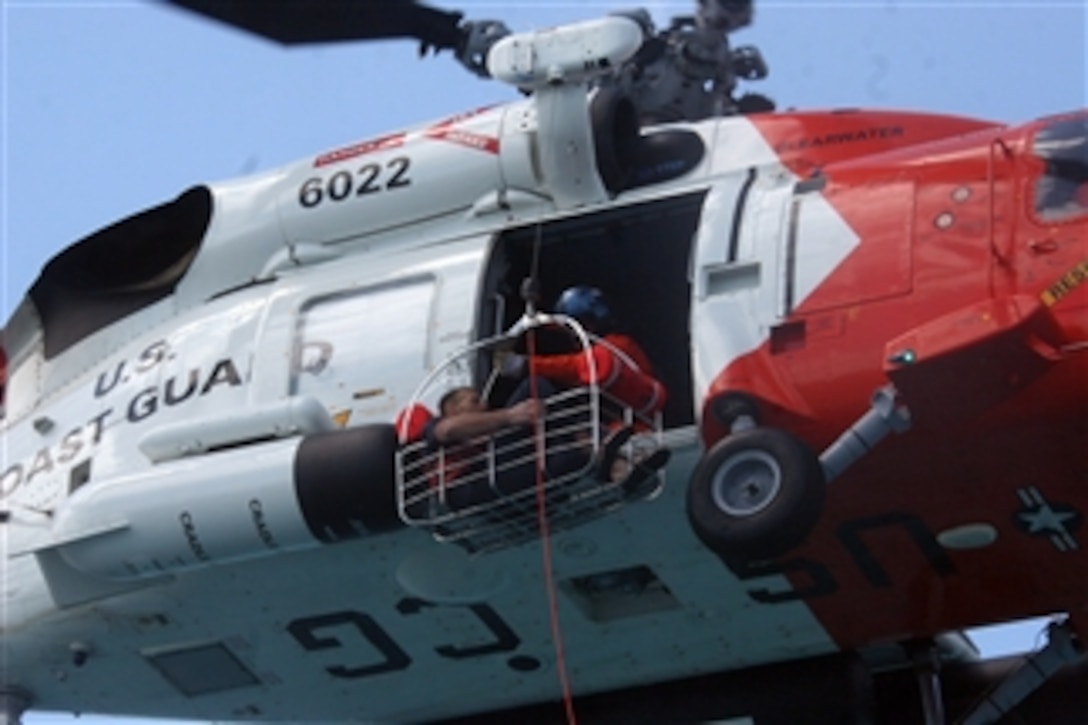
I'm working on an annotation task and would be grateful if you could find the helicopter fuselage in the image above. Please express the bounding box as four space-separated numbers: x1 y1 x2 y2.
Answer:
2 94 1086 722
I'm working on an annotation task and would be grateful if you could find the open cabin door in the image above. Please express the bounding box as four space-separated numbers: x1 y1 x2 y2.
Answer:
478 193 705 431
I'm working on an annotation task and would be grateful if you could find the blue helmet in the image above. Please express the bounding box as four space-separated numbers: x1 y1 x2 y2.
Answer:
555 286 614 333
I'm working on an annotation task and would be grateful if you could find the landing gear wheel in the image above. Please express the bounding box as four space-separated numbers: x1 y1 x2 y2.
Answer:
687 427 825 561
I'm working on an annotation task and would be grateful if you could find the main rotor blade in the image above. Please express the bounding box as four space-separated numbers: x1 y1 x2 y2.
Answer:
163 0 465 50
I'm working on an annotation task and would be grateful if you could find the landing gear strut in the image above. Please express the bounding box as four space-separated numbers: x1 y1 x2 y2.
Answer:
960 619 1084 724
819 385 911 483
907 641 947 725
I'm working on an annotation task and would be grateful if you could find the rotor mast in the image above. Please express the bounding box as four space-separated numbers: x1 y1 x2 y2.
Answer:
460 0 771 122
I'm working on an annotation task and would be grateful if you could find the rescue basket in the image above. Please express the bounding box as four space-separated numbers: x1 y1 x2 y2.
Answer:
394 313 666 554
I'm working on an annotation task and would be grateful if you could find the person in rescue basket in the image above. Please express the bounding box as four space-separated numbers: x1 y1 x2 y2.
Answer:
397 385 541 510
499 285 671 493
397 379 634 512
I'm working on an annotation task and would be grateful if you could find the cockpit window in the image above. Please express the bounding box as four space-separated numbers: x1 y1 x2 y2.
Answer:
1033 115 1088 221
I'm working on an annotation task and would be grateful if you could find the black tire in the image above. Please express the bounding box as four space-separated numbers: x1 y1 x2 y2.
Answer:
687 427 825 561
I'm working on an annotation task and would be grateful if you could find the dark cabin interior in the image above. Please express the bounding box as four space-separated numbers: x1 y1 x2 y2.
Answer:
478 191 705 429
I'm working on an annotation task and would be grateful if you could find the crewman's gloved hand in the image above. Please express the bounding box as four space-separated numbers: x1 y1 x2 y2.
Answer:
499 353 527 378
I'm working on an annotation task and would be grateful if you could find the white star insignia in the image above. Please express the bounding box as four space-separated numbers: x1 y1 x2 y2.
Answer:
1018 505 1077 535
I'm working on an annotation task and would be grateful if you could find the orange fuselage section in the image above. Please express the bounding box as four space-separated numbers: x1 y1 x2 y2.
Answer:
704 109 1088 648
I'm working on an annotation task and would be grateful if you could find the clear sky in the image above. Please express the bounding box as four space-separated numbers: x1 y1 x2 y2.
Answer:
2 0 1086 723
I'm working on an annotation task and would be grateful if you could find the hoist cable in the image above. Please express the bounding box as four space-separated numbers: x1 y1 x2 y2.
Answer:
524 221 577 724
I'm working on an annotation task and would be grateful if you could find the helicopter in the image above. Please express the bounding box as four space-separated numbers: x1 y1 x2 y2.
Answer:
2 1 1087 724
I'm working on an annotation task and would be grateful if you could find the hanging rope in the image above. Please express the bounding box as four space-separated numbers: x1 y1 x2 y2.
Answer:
523 222 578 724
527 330 578 725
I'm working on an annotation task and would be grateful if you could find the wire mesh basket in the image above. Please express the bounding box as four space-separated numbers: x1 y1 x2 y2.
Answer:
395 314 665 554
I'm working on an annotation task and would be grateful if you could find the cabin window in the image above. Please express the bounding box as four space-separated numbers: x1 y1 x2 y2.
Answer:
1032 115 1088 222
291 277 435 418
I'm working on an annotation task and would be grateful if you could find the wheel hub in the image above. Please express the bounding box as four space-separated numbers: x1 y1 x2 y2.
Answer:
710 449 782 517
